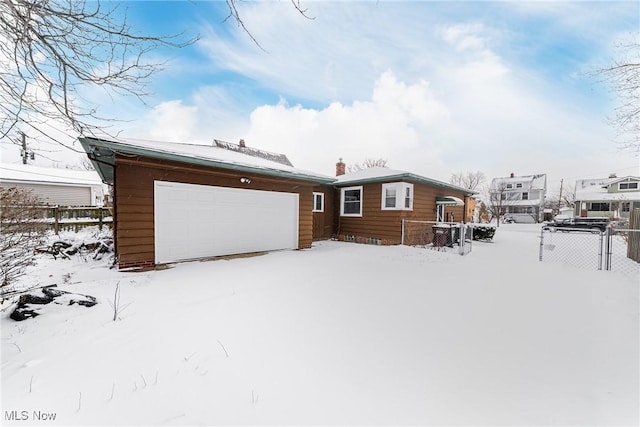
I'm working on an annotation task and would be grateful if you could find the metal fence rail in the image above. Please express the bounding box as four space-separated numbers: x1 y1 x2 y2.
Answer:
401 220 472 255
539 227 640 277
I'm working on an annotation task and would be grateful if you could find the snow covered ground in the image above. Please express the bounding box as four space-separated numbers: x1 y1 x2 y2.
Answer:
1 224 638 425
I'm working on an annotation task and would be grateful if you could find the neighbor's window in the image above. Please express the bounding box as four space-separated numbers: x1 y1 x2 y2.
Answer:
312 192 324 212
621 202 630 213
619 182 638 190
516 183 523 189
588 202 610 211
341 186 363 216
522 192 529 200
381 183 413 210
506 183 513 189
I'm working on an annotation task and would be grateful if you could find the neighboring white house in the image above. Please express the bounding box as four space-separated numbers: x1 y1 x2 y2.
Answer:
489 173 547 223
0 163 105 206
574 175 640 220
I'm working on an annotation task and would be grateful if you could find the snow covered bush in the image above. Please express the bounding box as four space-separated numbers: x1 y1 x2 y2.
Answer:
0 187 48 298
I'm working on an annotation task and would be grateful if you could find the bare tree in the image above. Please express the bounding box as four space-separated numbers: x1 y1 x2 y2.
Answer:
450 171 485 190
485 181 518 228
224 0 313 50
0 187 47 297
600 40 640 152
347 158 388 173
0 0 195 152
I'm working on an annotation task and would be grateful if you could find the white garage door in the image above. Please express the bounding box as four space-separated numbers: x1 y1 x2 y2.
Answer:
154 181 299 264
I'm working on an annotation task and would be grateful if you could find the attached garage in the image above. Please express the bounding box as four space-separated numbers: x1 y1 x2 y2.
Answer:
79 136 334 270
154 181 299 263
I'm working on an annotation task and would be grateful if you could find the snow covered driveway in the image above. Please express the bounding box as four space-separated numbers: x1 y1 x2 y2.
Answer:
2 225 638 425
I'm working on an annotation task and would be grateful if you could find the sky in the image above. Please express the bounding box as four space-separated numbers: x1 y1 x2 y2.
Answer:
1 0 639 196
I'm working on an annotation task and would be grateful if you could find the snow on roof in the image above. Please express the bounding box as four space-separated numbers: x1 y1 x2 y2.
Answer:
575 175 640 201
335 166 474 194
80 137 334 184
335 166 408 183
0 163 103 186
491 173 546 190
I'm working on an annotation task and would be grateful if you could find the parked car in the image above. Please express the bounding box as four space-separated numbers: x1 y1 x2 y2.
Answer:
544 217 610 233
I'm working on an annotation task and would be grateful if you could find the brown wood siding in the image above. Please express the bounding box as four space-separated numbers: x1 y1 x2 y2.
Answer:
114 155 317 269
336 181 470 244
312 185 336 240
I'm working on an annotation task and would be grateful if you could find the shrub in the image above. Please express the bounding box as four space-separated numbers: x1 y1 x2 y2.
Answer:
1 187 48 298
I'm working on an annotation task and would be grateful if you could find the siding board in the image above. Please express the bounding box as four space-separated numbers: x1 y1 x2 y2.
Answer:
114 155 317 268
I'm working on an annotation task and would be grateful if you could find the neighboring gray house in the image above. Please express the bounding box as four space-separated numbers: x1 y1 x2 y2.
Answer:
574 175 640 220
489 173 547 223
0 163 105 206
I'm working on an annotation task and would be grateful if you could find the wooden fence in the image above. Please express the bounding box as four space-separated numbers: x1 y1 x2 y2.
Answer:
38 206 113 234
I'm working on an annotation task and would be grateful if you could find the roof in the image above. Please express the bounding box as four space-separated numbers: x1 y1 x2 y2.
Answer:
0 163 103 186
491 173 547 191
575 175 640 202
335 167 476 195
79 137 335 185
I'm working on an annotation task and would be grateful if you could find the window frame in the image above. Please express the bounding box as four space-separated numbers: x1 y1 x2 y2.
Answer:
312 192 325 213
619 182 639 191
522 192 529 200
381 182 414 211
340 186 363 217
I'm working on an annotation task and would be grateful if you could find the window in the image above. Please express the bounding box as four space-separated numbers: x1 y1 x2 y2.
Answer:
619 182 639 191
516 183 523 189
384 187 396 208
341 186 363 216
381 183 413 210
312 192 324 212
506 184 513 189
621 202 630 213
522 192 529 200
588 202 610 211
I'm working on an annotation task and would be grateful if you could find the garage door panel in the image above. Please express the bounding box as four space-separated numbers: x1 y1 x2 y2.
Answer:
154 181 298 263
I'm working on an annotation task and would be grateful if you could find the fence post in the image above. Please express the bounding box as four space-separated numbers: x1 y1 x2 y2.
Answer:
98 207 104 230
604 228 612 271
401 219 405 245
458 223 464 255
53 206 59 235
539 227 544 261
598 230 604 270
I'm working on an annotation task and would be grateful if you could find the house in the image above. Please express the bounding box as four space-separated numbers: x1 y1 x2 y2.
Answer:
79 136 335 270
0 163 105 206
574 175 640 219
489 173 547 223
79 137 476 270
325 160 474 245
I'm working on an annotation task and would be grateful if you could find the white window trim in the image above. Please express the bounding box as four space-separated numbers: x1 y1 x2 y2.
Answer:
341 186 363 217
618 182 639 191
312 192 325 212
381 182 413 211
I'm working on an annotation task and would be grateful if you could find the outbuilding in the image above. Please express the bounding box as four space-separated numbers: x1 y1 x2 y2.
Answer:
80 137 334 270
0 163 105 206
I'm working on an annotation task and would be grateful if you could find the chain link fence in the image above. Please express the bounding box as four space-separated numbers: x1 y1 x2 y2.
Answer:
401 220 472 255
539 227 640 277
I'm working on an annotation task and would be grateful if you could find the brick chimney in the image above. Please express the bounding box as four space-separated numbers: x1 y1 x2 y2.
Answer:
336 158 346 176
239 139 246 148
510 172 515 178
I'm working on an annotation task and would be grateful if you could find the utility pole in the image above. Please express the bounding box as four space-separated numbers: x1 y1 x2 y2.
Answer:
21 132 27 164
558 178 564 212
19 132 34 164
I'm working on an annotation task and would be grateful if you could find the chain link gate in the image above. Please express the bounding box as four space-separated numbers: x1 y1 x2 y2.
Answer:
540 227 640 277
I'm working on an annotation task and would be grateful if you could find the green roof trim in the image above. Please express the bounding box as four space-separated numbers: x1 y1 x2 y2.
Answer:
79 137 336 185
